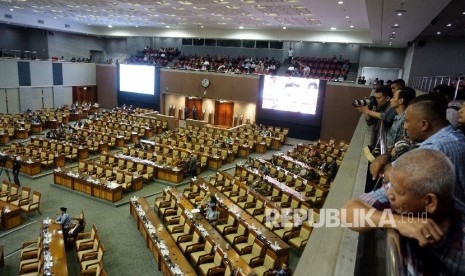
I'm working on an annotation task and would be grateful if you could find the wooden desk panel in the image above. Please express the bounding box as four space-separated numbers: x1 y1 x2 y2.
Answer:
130 198 196 276
15 129 28 139
49 223 69 275
30 123 43 134
0 201 22 230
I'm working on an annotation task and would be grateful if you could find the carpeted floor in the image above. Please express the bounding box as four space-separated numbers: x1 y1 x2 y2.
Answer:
0 136 305 276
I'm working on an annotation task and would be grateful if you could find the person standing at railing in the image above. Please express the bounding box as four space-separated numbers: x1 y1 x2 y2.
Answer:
371 93 465 202
342 148 465 274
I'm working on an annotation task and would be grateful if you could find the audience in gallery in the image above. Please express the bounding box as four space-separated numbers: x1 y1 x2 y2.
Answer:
127 46 180 66
432 83 465 129
173 54 281 75
384 87 416 150
356 85 396 148
343 148 465 275
370 93 465 202
458 103 465 134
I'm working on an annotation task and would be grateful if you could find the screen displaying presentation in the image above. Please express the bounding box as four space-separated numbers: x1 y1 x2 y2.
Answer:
119 64 155 95
262 75 320 115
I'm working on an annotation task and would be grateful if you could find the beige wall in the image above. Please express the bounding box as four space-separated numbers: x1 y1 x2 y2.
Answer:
160 69 260 103
96 64 117 109
320 83 372 142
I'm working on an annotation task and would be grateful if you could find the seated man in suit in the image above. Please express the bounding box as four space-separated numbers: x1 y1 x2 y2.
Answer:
342 148 465 274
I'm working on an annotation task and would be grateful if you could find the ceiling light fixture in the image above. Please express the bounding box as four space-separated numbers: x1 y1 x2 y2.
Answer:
108 25 112 28
282 26 286 30
345 15 349 19
166 25 170 28
437 31 441 35
446 23 452 27
330 27 336 30
395 3 406 16
349 25 354 28
239 26 244 29
338 1 343 4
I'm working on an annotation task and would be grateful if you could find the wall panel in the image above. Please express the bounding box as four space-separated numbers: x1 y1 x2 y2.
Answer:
319 83 372 142
30 61 53 86
7 88 21 114
160 69 259 103
0 89 7 113
62 86 73 105
43 87 54 108
63 63 96 85
53 86 64 108
30 88 44 110
0 60 20 88
96 65 117 109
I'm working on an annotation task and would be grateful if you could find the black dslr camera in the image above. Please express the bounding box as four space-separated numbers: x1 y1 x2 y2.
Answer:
352 95 377 108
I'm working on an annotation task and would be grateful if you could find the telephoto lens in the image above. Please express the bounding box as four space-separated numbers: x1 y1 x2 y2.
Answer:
352 95 376 108
352 98 372 107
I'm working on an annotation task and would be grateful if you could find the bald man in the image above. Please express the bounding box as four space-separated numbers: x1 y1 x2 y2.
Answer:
343 148 465 274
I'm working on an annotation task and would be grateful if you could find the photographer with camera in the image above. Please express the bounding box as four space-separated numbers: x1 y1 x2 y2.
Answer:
13 155 22 186
354 85 397 148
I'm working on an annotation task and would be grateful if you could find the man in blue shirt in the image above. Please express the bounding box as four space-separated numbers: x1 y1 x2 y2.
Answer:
371 93 465 202
55 207 71 230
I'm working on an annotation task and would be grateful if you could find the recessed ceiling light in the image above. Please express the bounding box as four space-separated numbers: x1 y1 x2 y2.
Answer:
437 31 441 35
166 25 170 28
135 25 139 28
330 27 336 30
338 1 343 4
239 26 244 29
345 16 349 19
349 25 354 28
282 26 286 30
394 23 398 27
9 8 13 11
392 31 396 34
108 25 112 28
397 13 402 16
463 11 465 15
447 23 452 27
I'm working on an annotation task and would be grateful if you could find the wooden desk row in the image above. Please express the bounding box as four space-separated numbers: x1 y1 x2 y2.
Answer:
54 168 124 202
163 188 254 276
130 197 196 276
192 178 290 264
100 152 184 183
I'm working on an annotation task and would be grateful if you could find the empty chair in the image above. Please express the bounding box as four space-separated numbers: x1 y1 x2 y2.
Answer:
76 224 98 250
1 184 19 202
20 191 41 219
80 243 105 270
251 249 277 275
198 248 224 276
177 229 201 253
288 223 313 253
224 222 247 245
11 187 31 207
234 232 255 254
241 239 265 265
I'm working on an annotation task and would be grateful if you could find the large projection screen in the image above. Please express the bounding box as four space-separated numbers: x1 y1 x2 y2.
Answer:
119 64 155 95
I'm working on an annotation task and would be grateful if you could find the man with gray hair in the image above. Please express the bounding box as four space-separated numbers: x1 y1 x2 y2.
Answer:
343 148 465 274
